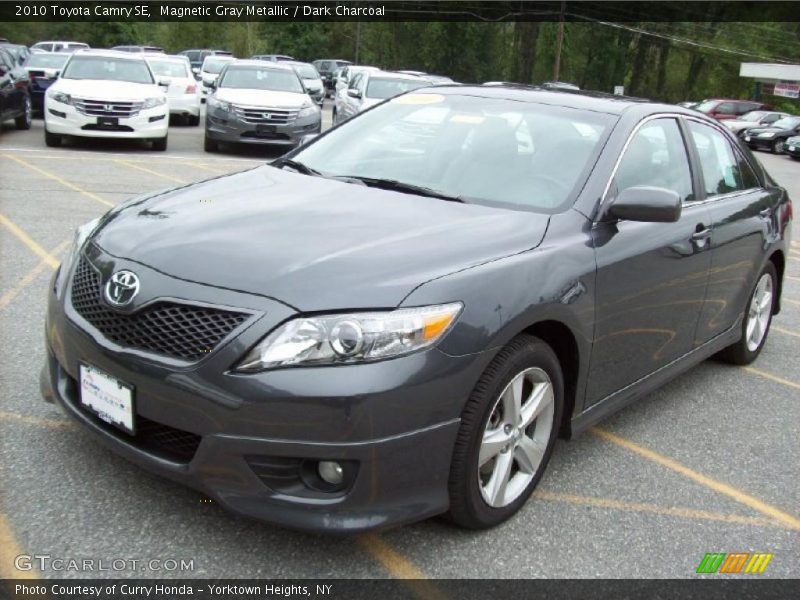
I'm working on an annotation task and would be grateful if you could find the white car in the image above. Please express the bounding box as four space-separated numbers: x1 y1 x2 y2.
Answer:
333 65 379 101
199 55 235 102
146 54 201 125
31 41 90 53
286 61 324 106
722 110 790 136
44 50 169 150
334 71 429 125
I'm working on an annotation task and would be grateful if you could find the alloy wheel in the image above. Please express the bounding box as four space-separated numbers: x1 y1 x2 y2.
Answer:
478 367 554 508
745 273 773 352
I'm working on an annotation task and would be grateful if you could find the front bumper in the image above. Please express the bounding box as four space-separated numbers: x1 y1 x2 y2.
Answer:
743 135 779 149
44 101 168 139
206 109 321 147
42 251 487 532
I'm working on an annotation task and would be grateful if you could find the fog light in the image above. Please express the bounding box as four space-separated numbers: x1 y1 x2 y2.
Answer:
318 460 344 485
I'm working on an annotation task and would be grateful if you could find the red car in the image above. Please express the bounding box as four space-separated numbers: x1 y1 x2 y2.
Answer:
694 98 774 121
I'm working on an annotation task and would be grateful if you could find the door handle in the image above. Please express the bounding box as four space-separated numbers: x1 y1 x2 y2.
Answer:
691 226 712 241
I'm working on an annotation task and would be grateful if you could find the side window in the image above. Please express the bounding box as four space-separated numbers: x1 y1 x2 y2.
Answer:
348 73 361 90
687 121 745 196
735 152 760 190
614 118 694 203
716 102 737 115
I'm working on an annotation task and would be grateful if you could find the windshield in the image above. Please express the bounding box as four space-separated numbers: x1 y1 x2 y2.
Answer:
203 58 232 74
694 100 719 113
61 56 153 84
26 53 69 69
366 77 428 99
219 66 303 93
295 64 319 79
148 59 190 78
740 111 766 122
294 93 614 212
772 117 800 130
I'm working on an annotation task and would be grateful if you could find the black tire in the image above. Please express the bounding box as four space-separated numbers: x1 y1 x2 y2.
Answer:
332 108 337 125
15 95 32 130
447 334 564 529
717 261 777 365
44 128 62 147
772 139 785 154
151 136 168 151
204 134 218 152
188 115 200 126
791 155 800 161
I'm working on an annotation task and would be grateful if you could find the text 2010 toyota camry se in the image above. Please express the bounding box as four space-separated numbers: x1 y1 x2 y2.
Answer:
42 87 792 533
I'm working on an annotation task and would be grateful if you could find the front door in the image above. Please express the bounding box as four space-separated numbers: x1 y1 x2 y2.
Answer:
586 117 712 405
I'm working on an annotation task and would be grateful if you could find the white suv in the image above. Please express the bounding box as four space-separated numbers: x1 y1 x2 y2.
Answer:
44 50 169 150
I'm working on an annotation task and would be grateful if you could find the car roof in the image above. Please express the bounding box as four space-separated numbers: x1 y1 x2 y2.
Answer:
225 59 295 70
366 70 426 82
421 85 686 116
69 49 149 60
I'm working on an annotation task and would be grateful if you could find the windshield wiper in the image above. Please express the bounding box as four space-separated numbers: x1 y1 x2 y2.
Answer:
339 176 464 203
272 158 320 176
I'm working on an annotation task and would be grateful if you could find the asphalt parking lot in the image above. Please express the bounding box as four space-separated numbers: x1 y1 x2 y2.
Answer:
0 105 798 582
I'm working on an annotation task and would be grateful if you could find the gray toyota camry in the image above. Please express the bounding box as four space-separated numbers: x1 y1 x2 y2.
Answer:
42 86 792 533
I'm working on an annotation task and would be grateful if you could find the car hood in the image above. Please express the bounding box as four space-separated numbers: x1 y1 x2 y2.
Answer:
215 88 308 107
303 78 323 91
724 120 755 131
52 78 161 100
93 166 549 311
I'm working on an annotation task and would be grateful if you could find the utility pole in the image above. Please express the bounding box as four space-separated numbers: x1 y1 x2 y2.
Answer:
553 1 565 81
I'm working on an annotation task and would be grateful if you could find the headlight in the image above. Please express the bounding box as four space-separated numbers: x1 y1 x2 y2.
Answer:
236 302 463 371
55 217 101 297
758 132 775 138
209 97 231 112
48 90 72 105
297 101 320 118
143 96 166 109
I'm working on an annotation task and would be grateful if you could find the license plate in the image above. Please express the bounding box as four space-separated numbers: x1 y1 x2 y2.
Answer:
97 116 119 128
256 124 277 134
79 363 135 434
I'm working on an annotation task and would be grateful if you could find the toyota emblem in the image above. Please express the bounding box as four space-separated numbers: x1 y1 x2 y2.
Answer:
104 270 140 307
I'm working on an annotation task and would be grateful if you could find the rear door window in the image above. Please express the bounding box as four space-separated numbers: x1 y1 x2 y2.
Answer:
687 121 748 196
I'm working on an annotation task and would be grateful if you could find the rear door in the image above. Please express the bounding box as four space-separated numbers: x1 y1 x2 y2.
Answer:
587 117 713 405
684 119 777 344
0 51 14 120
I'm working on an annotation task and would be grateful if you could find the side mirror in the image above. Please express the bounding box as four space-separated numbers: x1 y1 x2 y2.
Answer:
157 77 171 87
53 70 60 78
607 186 681 223
347 88 362 99
192 67 199 75
203 79 215 89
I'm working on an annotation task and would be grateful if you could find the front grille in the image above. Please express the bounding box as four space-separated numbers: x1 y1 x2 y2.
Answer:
137 416 202 462
232 104 299 125
73 97 144 118
71 256 249 361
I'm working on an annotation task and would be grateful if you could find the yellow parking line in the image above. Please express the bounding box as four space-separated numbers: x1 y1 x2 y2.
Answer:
0 240 69 311
0 214 60 268
113 159 188 184
357 535 446 599
786 275 800 282
590 427 800 530
533 491 788 529
1 153 113 207
0 514 38 579
789 256 800 263
0 411 72 430
784 298 800 307
772 325 800 339
742 366 800 391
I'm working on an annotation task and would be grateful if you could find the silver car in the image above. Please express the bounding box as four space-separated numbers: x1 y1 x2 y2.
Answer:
204 60 322 152
334 71 429 125
285 61 325 106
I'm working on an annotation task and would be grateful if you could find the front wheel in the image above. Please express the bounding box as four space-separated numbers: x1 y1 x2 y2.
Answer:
44 128 62 147
718 262 777 365
447 334 563 529
15 95 32 130
772 139 785 154
151 136 168 151
204 134 218 152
